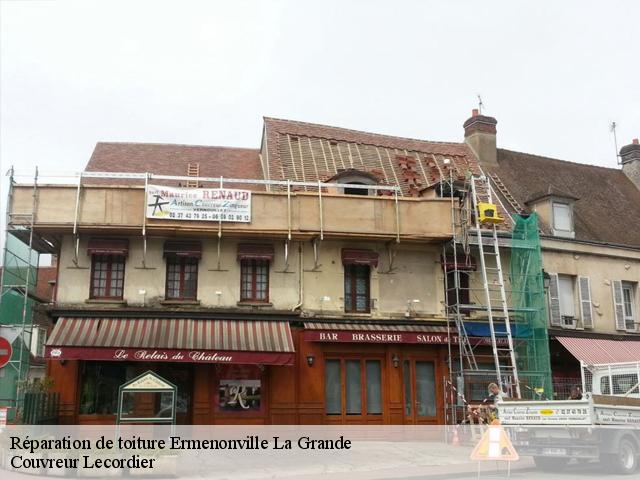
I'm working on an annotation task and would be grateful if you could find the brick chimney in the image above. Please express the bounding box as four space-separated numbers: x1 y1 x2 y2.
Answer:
463 109 498 167
621 138 640 190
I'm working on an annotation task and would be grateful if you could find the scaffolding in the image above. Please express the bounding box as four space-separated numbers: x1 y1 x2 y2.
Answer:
0 168 41 419
442 172 554 423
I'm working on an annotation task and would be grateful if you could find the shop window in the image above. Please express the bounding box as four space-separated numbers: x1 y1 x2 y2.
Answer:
90 255 125 299
240 259 269 302
325 360 342 415
216 365 264 413
324 358 382 417
344 265 371 313
79 363 135 415
166 257 198 300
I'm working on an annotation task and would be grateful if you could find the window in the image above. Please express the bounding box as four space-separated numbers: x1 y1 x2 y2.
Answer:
446 271 470 309
344 182 369 196
166 257 198 300
79 363 135 415
558 274 576 324
324 358 382 417
344 264 370 313
240 259 269 302
35 328 46 358
90 255 125 299
552 202 574 237
622 282 637 331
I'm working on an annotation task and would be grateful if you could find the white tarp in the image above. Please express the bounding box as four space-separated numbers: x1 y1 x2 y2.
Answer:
146 185 251 223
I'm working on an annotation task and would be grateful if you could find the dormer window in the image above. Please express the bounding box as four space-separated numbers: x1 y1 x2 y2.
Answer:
326 169 380 196
525 188 577 239
552 201 574 237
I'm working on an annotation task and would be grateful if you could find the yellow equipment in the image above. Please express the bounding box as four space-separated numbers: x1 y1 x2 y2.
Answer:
477 202 504 224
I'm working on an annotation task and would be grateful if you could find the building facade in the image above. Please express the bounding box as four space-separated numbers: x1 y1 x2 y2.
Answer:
5 114 639 424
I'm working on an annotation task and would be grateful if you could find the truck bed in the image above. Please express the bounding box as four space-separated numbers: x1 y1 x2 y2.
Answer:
499 393 640 425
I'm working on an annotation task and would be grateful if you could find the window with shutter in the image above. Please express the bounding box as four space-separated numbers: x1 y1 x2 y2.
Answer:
578 276 593 329
612 280 627 331
621 282 637 332
548 273 562 327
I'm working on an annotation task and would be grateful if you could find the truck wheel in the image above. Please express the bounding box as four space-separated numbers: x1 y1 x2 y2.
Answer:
601 437 638 475
533 456 569 471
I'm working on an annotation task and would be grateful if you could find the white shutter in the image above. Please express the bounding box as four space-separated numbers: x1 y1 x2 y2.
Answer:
578 276 593 328
612 280 626 331
548 273 562 327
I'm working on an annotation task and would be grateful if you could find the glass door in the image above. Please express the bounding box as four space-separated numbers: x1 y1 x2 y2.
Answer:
403 359 438 424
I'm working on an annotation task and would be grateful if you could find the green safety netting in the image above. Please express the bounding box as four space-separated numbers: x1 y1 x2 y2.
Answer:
0 234 39 413
510 213 554 399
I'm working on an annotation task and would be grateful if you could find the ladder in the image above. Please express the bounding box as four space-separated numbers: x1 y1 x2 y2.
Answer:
487 172 523 214
470 175 521 399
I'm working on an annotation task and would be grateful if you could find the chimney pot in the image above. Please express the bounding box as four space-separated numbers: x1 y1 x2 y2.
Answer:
472 109 479 117
633 138 639 145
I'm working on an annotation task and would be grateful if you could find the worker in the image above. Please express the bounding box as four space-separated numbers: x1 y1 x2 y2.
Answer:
569 386 583 400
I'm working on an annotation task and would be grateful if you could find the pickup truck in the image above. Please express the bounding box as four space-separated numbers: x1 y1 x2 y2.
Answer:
498 362 640 475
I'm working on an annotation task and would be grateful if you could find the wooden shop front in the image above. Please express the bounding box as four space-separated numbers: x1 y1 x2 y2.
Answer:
45 318 461 425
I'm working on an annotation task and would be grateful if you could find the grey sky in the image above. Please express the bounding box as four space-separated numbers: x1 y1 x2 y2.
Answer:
1 0 639 178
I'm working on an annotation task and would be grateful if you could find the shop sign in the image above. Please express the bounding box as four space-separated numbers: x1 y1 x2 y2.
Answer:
45 346 294 366
219 379 261 412
146 185 251 222
303 330 509 346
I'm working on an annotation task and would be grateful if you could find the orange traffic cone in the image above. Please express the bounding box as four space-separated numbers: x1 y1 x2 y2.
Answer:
451 427 460 446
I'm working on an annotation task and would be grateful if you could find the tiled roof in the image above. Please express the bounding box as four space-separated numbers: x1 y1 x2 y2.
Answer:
262 117 480 196
84 142 263 190
488 149 640 247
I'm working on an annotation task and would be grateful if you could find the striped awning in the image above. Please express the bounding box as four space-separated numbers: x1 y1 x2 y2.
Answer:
46 318 294 365
303 322 454 345
304 322 448 333
557 336 640 365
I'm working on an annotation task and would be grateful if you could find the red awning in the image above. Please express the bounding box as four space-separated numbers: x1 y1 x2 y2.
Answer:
87 239 129 257
341 249 379 267
237 244 275 261
46 318 294 365
441 255 476 272
557 336 640 364
303 322 504 346
163 241 202 259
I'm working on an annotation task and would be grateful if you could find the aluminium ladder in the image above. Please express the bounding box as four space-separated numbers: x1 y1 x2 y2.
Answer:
469 175 521 398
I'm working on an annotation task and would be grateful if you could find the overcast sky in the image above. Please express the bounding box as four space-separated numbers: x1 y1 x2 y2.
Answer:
1 1 639 201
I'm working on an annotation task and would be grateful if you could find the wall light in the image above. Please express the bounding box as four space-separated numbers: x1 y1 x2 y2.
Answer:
392 354 400 368
306 354 315 367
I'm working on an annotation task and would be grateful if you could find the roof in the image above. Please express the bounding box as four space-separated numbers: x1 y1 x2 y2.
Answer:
262 117 480 196
84 142 263 190
487 149 640 247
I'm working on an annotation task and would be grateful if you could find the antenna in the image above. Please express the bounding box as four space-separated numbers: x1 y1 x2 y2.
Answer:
477 94 484 115
610 121 620 165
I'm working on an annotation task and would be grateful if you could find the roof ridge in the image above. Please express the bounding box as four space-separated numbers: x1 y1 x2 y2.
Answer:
498 147 622 172
263 116 465 148
95 141 259 151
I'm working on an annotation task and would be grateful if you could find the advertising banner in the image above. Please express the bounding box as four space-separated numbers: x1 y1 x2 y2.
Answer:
146 185 251 222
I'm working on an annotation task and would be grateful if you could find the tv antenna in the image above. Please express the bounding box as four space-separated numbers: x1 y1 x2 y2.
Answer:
477 94 484 115
610 121 620 165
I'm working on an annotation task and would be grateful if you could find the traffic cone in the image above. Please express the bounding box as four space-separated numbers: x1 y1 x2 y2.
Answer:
451 427 460 446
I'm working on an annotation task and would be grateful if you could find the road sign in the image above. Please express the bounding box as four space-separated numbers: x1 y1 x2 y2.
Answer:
0 336 13 369
470 424 519 461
